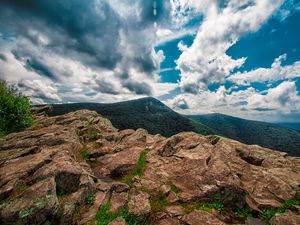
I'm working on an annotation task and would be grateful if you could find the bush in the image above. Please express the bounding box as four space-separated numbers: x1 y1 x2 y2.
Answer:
0 81 32 136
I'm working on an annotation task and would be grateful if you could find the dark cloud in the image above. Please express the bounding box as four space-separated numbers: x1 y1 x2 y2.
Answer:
124 81 152 95
173 98 189 109
0 53 7 62
25 58 57 80
93 80 120 95
0 0 173 101
0 0 122 69
253 107 275 111
11 50 57 80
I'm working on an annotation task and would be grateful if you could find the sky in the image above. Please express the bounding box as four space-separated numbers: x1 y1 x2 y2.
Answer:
0 0 299 122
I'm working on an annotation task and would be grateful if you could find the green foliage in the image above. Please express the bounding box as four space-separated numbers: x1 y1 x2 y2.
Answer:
259 208 284 223
138 186 151 194
259 199 300 223
19 207 33 218
150 192 168 213
122 149 148 187
234 207 252 220
81 149 89 160
15 180 29 192
170 185 179 194
195 201 224 213
90 131 98 140
283 199 300 208
96 203 147 225
85 193 96 205
0 81 33 136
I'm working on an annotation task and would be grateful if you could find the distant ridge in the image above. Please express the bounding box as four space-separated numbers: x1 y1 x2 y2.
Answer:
275 122 300 132
47 97 216 137
187 113 300 156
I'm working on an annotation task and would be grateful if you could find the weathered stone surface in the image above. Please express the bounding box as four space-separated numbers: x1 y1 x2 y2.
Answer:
182 210 227 225
269 211 300 225
0 109 300 225
0 177 58 225
110 192 128 214
156 217 181 225
108 217 126 225
165 205 184 217
245 217 265 225
128 190 151 215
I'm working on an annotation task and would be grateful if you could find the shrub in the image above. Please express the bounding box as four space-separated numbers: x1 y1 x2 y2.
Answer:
0 81 32 136
85 193 96 205
81 149 89 160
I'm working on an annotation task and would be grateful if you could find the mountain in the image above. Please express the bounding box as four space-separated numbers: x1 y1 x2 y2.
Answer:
187 113 300 156
1 109 299 225
275 122 300 132
46 97 215 137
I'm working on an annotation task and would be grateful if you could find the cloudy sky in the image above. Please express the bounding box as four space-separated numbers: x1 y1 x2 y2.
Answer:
0 0 299 122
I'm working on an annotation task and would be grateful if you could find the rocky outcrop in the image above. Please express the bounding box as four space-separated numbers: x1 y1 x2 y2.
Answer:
0 109 299 225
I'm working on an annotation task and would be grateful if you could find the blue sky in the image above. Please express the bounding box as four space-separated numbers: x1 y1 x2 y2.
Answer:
0 0 299 122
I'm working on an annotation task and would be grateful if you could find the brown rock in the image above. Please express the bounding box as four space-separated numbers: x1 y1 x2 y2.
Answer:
165 205 184 217
0 177 58 225
128 190 151 215
108 217 126 225
182 210 226 225
245 218 265 225
156 217 180 225
110 192 128 214
269 211 300 225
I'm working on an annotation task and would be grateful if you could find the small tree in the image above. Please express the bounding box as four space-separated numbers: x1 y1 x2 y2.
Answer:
0 80 32 137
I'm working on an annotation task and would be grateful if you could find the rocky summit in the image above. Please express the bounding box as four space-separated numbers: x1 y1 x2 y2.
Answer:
0 109 299 225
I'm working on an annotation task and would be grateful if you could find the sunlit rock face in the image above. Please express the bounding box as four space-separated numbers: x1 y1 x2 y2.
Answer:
0 108 299 225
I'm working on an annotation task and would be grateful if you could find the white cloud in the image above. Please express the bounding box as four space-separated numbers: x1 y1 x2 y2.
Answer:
176 0 284 93
164 80 300 121
229 54 300 85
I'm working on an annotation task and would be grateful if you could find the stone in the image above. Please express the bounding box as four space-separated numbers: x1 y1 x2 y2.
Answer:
182 210 226 225
1 109 300 225
128 190 151 215
245 218 265 225
269 211 300 225
110 192 128 214
108 217 126 225
156 217 180 225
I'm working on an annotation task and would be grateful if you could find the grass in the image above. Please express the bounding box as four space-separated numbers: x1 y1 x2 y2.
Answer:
90 131 98 140
259 199 300 223
0 130 6 138
234 207 252 220
85 193 96 205
81 149 89 160
170 185 179 194
96 203 148 225
195 201 224 213
122 149 148 187
19 207 34 218
150 192 169 214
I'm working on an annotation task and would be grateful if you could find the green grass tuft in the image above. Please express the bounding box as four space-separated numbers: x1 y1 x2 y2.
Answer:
96 203 147 225
122 149 148 187
170 185 179 194
90 131 98 140
19 208 34 218
150 192 168 214
81 149 89 160
85 193 96 205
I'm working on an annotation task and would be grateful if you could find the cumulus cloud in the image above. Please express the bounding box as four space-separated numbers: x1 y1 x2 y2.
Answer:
164 80 300 121
228 54 300 85
175 0 284 93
